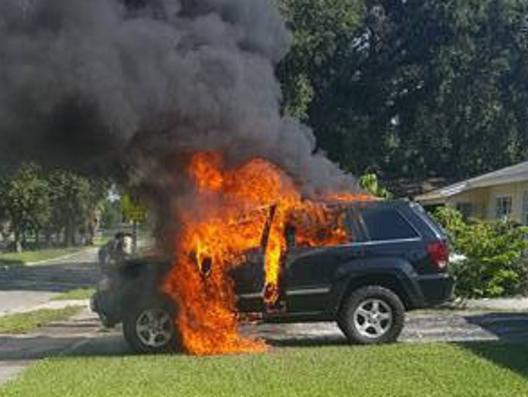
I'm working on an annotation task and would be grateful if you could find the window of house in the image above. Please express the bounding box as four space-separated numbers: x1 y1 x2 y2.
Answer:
523 191 528 226
455 202 473 219
495 196 513 219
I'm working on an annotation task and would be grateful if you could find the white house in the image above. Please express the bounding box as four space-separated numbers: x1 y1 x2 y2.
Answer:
416 161 528 224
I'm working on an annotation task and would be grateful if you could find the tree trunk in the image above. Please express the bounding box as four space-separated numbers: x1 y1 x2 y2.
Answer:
132 221 138 254
45 229 51 248
87 222 95 246
35 229 40 247
63 226 68 247
13 230 22 253
64 222 74 247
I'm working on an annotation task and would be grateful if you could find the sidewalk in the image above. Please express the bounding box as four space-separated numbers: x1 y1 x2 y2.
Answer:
0 307 124 386
0 291 60 317
464 297 528 312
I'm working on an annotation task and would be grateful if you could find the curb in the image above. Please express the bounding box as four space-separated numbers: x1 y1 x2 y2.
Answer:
441 298 528 312
464 298 528 312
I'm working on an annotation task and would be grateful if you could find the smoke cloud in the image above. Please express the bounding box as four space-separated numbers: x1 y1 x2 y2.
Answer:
0 0 355 193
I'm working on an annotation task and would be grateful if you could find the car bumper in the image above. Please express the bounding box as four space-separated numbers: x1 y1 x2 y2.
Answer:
91 291 120 327
416 273 455 307
90 294 97 313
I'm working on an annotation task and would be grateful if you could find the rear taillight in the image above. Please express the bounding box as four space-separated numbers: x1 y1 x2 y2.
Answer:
427 241 449 270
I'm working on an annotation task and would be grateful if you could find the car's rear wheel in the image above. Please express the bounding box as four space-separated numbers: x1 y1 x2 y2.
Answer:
338 286 405 345
123 296 181 354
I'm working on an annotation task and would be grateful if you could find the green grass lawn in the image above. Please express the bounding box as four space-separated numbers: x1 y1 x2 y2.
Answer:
0 247 83 266
51 288 96 301
1 342 527 397
0 306 82 334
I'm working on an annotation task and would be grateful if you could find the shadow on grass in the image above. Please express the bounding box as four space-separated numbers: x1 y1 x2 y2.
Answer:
271 335 528 380
457 341 528 378
463 312 528 340
266 335 348 348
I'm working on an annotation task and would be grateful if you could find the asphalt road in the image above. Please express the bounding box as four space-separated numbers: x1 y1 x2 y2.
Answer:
0 248 101 385
0 248 100 316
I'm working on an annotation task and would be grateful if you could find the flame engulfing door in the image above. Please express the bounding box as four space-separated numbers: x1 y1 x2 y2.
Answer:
232 204 366 316
231 206 277 314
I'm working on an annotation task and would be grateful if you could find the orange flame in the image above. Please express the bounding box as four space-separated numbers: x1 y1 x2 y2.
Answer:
162 152 372 355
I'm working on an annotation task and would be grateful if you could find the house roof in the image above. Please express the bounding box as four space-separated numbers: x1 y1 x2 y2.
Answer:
416 161 528 204
384 177 455 199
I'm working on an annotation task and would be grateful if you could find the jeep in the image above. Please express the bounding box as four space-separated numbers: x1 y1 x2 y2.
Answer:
91 200 455 353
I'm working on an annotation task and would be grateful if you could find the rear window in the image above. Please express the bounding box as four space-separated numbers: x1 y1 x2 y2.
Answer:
410 203 448 239
361 208 419 241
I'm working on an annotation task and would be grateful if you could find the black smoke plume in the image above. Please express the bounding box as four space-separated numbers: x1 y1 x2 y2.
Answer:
0 0 356 196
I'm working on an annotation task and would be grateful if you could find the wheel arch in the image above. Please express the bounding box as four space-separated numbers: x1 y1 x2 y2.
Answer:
339 274 413 311
328 257 423 316
122 290 181 354
121 286 177 320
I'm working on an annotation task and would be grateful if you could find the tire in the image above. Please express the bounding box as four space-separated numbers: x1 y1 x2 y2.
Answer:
123 296 181 354
337 286 405 345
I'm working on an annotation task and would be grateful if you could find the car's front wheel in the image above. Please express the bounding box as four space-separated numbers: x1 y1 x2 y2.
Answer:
338 286 405 345
123 296 181 354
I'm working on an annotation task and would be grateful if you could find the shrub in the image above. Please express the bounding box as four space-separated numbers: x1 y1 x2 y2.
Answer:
358 173 392 199
433 207 528 298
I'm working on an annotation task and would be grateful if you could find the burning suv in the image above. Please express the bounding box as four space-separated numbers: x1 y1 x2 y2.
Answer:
91 200 454 354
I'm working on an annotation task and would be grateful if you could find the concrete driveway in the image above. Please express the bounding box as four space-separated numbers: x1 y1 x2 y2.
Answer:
255 311 528 346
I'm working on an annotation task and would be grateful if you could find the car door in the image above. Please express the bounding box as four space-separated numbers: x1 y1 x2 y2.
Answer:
283 207 366 314
231 206 277 314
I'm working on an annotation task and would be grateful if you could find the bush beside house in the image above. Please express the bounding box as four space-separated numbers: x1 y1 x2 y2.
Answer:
434 207 528 298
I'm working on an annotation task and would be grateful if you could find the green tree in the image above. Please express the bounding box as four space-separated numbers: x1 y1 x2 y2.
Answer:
84 178 111 245
1 164 51 252
121 193 148 253
46 170 92 247
359 173 392 199
278 0 366 120
100 199 122 230
279 0 528 180
0 182 11 244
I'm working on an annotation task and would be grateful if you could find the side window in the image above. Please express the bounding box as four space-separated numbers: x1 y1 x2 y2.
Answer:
361 208 419 241
287 206 353 248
